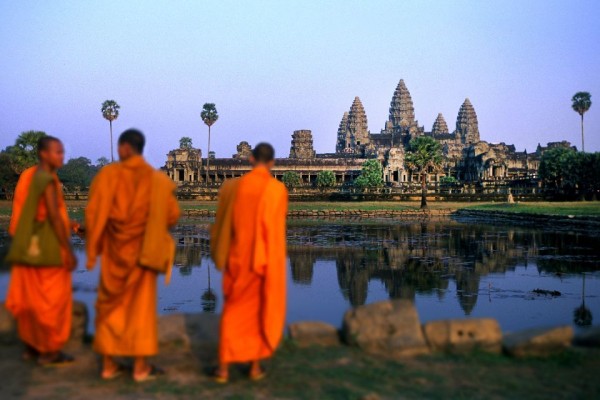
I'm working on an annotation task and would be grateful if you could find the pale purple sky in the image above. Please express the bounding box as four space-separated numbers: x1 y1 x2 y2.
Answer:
1 0 599 166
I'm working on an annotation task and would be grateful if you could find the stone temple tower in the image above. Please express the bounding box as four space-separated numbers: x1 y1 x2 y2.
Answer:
348 97 369 148
431 113 449 136
455 98 480 144
388 79 416 129
289 130 316 159
384 79 422 142
336 112 351 154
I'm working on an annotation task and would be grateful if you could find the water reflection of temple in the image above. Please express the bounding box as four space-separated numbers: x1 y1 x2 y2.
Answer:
287 221 600 314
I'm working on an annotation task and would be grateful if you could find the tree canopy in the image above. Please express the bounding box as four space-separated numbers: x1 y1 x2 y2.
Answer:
101 100 120 122
282 171 302 188
201 103 219 127
316 170 336 188
571 92 592 117
354 159 384 188
58 157 98 190
405 136 444 174
539 147 600 198
179 137 193 149
4 130 47 174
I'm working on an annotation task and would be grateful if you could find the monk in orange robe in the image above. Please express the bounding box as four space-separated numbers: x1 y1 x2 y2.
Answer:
6 136 78 366
85 129 180 382
211 142 288 382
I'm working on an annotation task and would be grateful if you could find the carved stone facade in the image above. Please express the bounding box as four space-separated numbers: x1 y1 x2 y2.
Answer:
233 141 252 159
455 98 480 145
337 97 370 156
431 113 449 136
164 147 202 184
164 78 568 189
289 130 316 159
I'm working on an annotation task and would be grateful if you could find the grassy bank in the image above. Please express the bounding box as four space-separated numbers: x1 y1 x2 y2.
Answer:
465 201 600 217
1 341 598 399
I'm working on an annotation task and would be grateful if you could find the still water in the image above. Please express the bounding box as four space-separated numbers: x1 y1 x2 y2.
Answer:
1 218 599 334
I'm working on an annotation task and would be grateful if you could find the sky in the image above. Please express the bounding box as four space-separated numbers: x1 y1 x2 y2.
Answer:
1 0 599 167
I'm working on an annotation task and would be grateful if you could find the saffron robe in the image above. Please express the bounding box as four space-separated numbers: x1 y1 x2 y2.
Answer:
213 166 288 363
5 166 72 353
85 155 179 356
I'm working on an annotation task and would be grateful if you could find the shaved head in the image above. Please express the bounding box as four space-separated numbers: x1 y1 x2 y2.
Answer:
252 143 275 163
118 129 145 154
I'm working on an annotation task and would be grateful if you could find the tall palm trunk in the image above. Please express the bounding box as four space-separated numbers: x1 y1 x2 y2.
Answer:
581 114 585 153
205 125 211 185
420 171 428 209
109 120 114 162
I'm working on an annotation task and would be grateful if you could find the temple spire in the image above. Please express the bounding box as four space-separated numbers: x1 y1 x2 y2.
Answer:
455 98 480 144
431 113 449 136
347 96 369 150
389 79 415 128
336 112 350 154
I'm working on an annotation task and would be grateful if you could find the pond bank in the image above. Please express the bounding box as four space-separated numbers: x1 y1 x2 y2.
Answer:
455 209 600 231
1 304 600 400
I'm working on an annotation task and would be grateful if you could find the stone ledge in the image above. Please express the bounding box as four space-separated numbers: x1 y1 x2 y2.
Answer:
288 321 340 347
423 318 502 354
503 326 574 357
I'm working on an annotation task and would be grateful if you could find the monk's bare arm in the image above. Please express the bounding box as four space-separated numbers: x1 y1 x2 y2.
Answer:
44 182 77 270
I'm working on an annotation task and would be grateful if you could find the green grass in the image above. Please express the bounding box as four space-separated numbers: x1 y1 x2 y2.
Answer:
466 201 600 217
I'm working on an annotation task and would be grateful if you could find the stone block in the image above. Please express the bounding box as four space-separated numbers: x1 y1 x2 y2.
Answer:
573 326 600 348
289 321 340 347
158 314 192 350
503 326 573 357
423 318 502 354
342 300 429 357
158 313 220 349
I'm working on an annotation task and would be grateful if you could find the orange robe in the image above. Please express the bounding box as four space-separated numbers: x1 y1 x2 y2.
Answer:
5 166 72 353
85 155 179 356
214 166 288 363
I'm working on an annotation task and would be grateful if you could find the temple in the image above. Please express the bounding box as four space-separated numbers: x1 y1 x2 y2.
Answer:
163 79 575 192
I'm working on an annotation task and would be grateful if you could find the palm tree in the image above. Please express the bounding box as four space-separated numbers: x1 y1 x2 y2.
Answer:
405 136 444 209
571 92 592 152
200 103 219 185
101 100 120 162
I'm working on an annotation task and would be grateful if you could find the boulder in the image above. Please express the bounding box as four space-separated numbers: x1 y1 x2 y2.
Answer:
158 313 220 349
158 314 192 350
503 326 573 357
423 318 502 354
342 300 429 357
573 326 600 348
0 303 17 344
289 321 340 347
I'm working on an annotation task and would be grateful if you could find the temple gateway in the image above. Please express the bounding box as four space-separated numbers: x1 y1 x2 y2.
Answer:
163 79 574 191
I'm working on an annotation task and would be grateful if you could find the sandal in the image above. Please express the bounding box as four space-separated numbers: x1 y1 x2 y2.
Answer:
101 364 127 380
249 368 266 382
38 352 75 368
134 365 165 383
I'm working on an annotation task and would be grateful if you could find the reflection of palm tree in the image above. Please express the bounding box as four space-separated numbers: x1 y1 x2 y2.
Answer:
574 273 593 326
201 261 217 313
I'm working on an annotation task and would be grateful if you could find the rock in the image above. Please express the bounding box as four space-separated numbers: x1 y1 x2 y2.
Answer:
423 318 502 354
342 300 429 357
0 303 17 344
68 301 89 346
574 326 600 348
289 321 340 347
158 313 221 350
158 314 192 350
503 326 574 357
